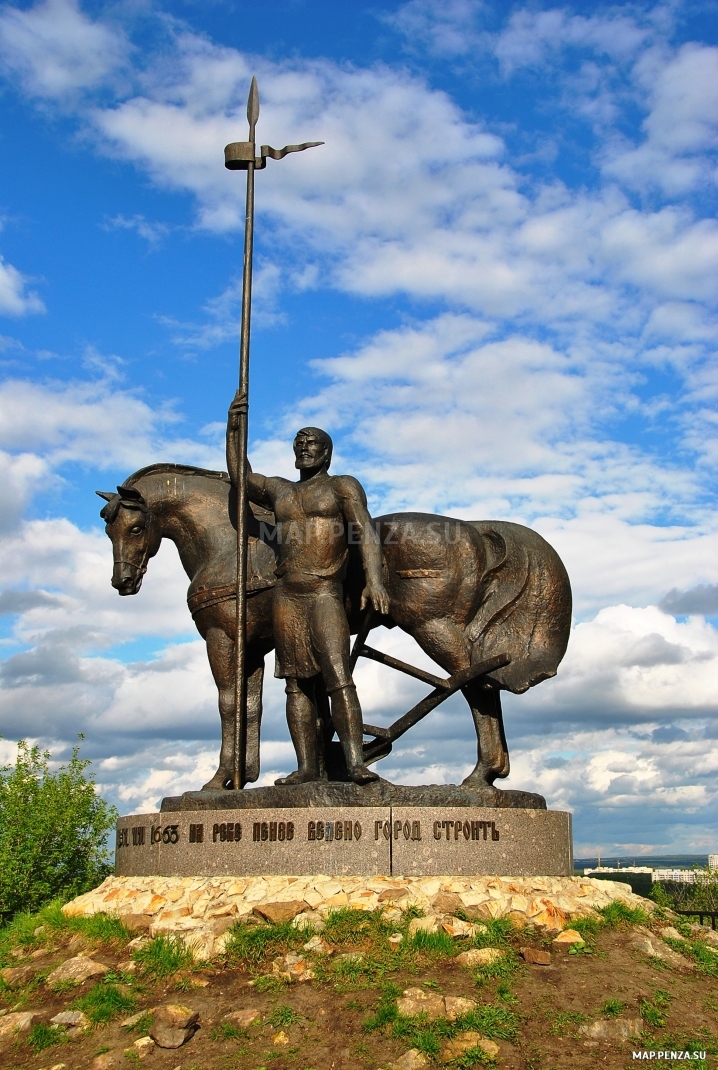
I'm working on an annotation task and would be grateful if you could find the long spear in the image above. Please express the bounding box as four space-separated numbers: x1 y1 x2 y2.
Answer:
225 78 322 790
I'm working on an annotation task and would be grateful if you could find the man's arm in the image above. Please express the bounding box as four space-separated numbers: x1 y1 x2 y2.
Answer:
226 390 274 508
336 476 390 615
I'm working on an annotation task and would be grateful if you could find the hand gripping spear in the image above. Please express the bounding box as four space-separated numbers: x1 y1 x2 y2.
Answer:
225 77 322 790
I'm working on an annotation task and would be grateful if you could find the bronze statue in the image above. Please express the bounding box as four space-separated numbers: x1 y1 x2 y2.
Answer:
97 456 571 794
96 77 572 801
227 395 389 785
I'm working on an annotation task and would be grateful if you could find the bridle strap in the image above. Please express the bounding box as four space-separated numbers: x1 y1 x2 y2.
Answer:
114 556 149 576
113 504 159 578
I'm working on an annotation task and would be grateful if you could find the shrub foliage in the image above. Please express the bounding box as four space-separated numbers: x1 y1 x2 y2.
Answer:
0 739 117 921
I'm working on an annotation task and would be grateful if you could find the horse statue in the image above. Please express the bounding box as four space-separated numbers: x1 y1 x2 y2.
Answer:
98 463 571 792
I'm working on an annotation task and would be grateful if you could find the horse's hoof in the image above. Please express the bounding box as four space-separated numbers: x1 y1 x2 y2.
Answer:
274 769 317 786
347 764 379 785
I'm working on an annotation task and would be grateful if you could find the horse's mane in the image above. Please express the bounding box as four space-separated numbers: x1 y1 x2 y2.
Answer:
123 463 230 487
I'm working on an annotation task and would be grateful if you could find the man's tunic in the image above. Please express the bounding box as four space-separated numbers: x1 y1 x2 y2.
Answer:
248 472 359 688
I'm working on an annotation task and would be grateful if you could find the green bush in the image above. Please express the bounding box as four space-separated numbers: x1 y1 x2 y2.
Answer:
0 738 117 922
653 869 718 913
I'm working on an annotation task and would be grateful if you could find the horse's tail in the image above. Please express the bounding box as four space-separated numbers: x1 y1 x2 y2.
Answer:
466 521 572 694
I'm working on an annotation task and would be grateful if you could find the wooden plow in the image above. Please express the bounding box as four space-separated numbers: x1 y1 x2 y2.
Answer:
348 611 511 766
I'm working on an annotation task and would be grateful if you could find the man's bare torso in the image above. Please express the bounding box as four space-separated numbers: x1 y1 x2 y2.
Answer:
249 471 362 581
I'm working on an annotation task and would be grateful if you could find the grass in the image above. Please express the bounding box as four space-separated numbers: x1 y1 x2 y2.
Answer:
173 973 204 991
267 1005 302 1028
211 1021 247 1041
496 980 518 1004
599 901 650 928
363 982 402 1032
409 929 457 957
72 912 131 944
322 908 378 945
253 974 287 993
73 981 136 1024
225 919 303 968
389 1003 519 1058
328 951 381 987
459 1005 519 1041
124 1011 154 1034
670 939 718 978
472 950 519 987
471 918 514 947
601 998 625 1017
26 1022 65 1053
640 989 672 1029
364 981 518 1060
453 1048 497 1068
132 934 194 980
0 900 134 980
652 1030 718 1070
566 915 601 942
546 1010 590 1036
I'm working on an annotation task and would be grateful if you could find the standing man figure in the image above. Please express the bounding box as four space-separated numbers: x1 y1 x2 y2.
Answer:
227 391 390 785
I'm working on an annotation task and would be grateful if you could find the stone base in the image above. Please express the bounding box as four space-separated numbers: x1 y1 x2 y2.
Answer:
116 806 571 878
64 872 652 961
161 780 546 812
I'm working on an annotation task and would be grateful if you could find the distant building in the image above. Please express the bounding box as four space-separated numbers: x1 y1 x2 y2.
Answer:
653 869 697 884
584 865 703 885
709 854 718 871
584 866 652 874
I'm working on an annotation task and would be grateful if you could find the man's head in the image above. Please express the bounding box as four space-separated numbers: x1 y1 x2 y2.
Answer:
294 427 333 472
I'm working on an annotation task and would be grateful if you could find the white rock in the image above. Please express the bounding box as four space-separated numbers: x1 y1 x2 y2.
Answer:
292 911 325 932
408 915 439 937
0 1011 38 1039
51 1010 89 1029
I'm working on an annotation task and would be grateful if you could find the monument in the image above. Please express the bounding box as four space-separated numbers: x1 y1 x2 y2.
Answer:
99 80 573 878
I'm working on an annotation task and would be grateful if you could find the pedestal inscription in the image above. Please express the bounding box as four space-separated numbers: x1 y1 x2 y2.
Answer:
116 806 572 877
116 807 390 877
391 807 572 877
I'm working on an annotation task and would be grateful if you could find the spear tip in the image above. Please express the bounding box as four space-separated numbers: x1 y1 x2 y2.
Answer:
247 76 260 132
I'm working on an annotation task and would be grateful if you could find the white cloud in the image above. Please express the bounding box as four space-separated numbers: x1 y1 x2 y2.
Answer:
383 0 487 58
0 378 225 476
77 41 718 348
604 44 718 195
0 255 44 316
388 1 651 67
492 7 650 72
0 450 48 533
161 260 286 350
103 214 173 247
0 0 127 98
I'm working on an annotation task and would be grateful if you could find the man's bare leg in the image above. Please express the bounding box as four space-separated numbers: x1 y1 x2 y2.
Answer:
329 683 379 784
275 678 320 786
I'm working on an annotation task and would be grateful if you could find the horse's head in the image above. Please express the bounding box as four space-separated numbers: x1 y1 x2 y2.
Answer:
97 485 162 596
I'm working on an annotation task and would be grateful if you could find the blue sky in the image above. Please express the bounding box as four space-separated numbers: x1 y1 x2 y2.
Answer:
0 0 717 856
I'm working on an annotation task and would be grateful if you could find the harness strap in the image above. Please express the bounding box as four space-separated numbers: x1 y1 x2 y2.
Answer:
187 580 274 618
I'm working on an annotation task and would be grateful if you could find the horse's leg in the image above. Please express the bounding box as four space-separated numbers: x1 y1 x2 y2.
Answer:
245 590 274 783
244 654 265 784
461 678 510 786
408 617 509 787
201 626 236 791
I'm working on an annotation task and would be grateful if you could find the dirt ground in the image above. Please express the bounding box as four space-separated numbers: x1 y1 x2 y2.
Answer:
1 902 716 1070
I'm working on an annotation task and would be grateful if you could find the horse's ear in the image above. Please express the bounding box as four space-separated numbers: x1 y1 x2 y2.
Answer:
96 490 115 502
117 485 146 504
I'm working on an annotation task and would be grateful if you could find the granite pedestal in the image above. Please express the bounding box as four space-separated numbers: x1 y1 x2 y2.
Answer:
116 798 572 877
